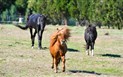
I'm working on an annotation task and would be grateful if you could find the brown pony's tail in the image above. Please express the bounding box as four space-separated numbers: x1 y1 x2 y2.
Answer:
14 23 28 30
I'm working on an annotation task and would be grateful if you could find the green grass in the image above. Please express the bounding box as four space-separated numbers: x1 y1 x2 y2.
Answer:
0 24 123 77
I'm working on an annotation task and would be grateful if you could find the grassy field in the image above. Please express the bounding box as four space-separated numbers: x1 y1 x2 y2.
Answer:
0 24 123 77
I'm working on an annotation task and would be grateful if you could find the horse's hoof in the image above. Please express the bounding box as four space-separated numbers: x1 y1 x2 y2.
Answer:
32 46 34 49
38 47 42 50
62 70 65 72
51 66 54 69
86 53 89 56
54 70 58 73
38 47 41 50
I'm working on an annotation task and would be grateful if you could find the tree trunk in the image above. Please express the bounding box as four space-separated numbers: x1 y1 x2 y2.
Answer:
64 17 68 26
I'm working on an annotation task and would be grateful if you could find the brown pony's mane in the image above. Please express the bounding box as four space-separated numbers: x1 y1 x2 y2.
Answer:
59 27 70 41
50 27 70 46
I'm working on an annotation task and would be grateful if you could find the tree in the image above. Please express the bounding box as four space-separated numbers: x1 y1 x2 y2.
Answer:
0 0 16 14
1 9 9 22
0 0 123 29
10 5 17 21
15 0 27 15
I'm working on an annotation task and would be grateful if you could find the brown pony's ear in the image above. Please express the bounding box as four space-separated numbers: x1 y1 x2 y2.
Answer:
57 28 59 30
57 27 63 31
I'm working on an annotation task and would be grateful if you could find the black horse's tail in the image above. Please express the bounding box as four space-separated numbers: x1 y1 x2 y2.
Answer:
14 24 28 30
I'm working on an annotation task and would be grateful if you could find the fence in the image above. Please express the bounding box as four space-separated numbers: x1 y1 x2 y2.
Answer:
0 15 26 24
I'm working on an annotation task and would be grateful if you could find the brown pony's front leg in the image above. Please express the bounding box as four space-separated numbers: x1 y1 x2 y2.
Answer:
54 58 58 73
51 57 54 69
61 56 66 72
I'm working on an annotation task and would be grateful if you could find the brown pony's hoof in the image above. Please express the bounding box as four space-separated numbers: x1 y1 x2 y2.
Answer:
51 66 54 69
54 70 58 73
62 70 65 72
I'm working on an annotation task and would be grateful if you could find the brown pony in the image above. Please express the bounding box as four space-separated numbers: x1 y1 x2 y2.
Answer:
49 27 70 73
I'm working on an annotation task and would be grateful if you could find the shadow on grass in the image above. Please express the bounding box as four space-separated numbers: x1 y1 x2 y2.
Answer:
101 54 121 58
67 48 80 52
69 70 101 75
42 47 48 50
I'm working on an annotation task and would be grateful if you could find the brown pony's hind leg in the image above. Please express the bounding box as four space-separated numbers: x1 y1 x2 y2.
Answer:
61 56 66 72
57 57 61 65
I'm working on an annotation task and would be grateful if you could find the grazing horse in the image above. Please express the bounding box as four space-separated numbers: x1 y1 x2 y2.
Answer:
84 24 97 56
14 14 46 49
49 27 70 73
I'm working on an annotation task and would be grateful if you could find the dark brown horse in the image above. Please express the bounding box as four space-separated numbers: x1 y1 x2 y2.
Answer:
14 14 46 49
49 27 70 73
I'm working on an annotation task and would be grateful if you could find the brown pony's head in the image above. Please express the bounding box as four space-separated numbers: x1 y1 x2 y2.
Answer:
57 27 70 45
50 27 70 46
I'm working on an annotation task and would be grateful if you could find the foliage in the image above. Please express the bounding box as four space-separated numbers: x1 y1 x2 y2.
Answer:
0 0 16 13
15 0 27 15
1 9 9 22
10 5 17 21
0 0 123 29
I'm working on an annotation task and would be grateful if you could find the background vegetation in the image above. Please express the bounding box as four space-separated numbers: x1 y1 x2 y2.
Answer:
0 0 123 29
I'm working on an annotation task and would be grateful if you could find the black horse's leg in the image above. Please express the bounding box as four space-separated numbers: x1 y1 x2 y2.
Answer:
91 42 94 56
86 43 89 55
37 30 41 49
30 28 34 48
38 29 44 49
33 29 37 48
30 28 37 48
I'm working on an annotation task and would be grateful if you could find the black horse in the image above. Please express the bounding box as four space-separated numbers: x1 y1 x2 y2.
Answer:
14 14 46 49
84 24 97 56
